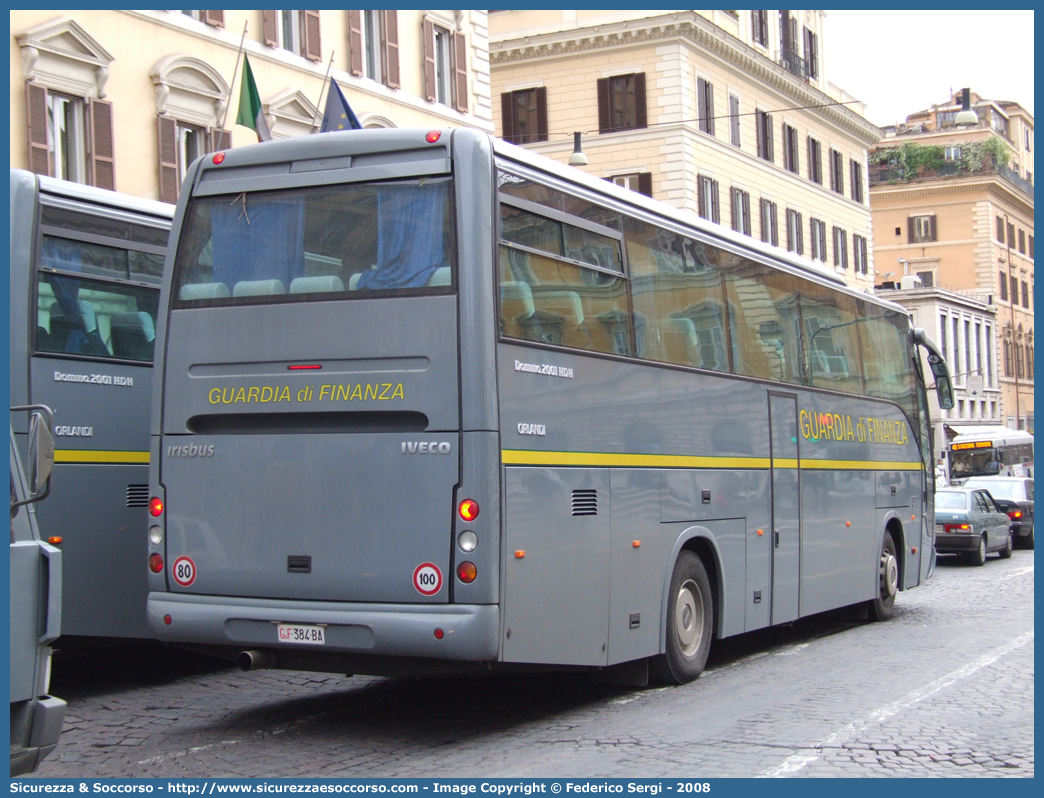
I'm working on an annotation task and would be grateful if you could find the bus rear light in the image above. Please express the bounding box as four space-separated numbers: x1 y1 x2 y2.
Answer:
149 553 164 573
434 628 444 639
288 364 321 370
458 499 479 522
457 530 478 552
164 615 172 625
457 561 477 583
149 497 164 517
212 152 225 164
48 536 62 545
425 130 441 143
943 524 970 533
149 526 164 545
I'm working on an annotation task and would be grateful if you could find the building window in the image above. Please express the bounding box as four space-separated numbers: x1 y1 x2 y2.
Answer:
916 270 934 287
940 315 948 363
809 218 826 262
157 115 228 204
729 94 741 147
46 92 87 183
751 10 768 46
944 146 962 161
1018 229 1026 254
853 234 868 275
997 216 1005 243
803 26 818 79
832 226 848 269
1007 221 1015 244
423 19 467 112
755 110 773 162
850 160 863 203
1010 275 1018 305
991 111 1009 139
999 270 1008 301
760 198 778 246
1026 128 1032 152
597 73 646 134
909 215 937 243
807 136 822 184
782 124 799 174
986 325 993 385
611 173 653 197
697 77 715 136
1023 280 1030 309
786 209 803 255
829 148 845 194
1029 235 1034 259
262 10 321 61
697 175 720 223
731 187 751 236
501 88 547 144
349 11 399 88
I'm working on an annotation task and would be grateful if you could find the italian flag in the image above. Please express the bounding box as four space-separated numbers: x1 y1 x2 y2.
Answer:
236 54 272 142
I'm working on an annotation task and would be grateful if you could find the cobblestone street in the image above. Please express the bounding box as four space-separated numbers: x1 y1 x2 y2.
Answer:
30 549 1033 778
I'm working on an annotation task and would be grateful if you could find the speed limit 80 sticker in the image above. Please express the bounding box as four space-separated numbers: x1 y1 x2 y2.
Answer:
172 556 197 587
413 562 443 596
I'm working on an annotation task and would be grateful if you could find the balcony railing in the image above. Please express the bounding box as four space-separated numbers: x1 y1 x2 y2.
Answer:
779 48 808 81
869 159 1034 200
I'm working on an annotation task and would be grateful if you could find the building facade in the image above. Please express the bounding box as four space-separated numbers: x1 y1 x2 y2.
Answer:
11 10 493 203
869 90 1034 432
489 10 881 290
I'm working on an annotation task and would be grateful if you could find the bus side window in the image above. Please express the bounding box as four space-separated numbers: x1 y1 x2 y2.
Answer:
722 261 802 385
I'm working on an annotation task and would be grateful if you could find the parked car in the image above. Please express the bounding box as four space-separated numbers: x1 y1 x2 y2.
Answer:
962 477 1034 550
934 487 1013 565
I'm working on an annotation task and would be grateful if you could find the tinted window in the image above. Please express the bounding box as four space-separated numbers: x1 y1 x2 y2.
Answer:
41 235 165 284
173 178 456 306
36 273 160 362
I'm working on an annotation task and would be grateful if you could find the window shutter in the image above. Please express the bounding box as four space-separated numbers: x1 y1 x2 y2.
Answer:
706 82 714 135
348 11 363 77
383 11 399 89
597 78 610 134
908 217 916 243
452 31 468 113
202 11 224 28
697 78 708 130
929 215 937 242
501 93 517 144
157 115 179 205
829 151 836 191
262 11 278 47
765 115 773 162
535 87 548 141
89 98 116 191
422 19 436 103
742 192 751 236
26 82 50 176
711 179 720 224
634 72 647 129
638 172 652 197
303 10 322 61
697 178 706 219
209 128 231 153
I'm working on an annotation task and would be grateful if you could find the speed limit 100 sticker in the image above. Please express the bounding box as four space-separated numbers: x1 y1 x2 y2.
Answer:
413 562 443 596
172 556 197 587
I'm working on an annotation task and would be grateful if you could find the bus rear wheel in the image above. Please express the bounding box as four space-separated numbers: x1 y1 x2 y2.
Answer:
650 551 713 685
869 532 898 622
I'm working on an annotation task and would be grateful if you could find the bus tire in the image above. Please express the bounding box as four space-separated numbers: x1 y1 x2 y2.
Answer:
869 532 898 622
650 551 713 685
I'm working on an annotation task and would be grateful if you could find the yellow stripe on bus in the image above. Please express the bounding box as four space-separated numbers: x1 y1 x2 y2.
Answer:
55 450 151 465
502 450 921 472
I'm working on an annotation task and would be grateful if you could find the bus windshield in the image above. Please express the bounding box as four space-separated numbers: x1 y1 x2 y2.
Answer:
172 177 456 306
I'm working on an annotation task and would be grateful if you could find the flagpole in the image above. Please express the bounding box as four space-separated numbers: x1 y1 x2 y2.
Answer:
220 20 250 132
310 51 337 133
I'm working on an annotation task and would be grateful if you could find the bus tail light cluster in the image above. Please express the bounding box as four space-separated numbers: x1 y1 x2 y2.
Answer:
149 497 164 517
943 523 970 533
149 553 164 573
457 561 477 583
458 499 479 522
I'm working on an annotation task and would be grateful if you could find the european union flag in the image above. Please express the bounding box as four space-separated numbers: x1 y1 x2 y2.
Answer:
320 78 362 133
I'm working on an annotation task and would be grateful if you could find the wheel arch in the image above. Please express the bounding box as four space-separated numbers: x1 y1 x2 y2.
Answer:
882 514 906 592
658 527 724 653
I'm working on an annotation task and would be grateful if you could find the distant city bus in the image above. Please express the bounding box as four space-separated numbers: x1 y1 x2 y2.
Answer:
9 169 173 642
948 426 1034 484
146 130 953 684
10 404 65 775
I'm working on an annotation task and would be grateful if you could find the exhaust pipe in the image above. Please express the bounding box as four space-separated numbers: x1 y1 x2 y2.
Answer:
237 649 276 672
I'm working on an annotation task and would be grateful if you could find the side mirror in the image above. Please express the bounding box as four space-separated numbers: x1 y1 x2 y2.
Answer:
911 328 955 410
10 404 55 511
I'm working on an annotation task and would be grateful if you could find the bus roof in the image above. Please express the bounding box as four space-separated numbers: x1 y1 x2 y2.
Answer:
950 426 1034 444
21 169 175 221
489 135 912 320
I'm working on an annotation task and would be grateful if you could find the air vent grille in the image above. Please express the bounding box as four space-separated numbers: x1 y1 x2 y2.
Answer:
287 555 312 574
571 489 598 516
127 484 150 508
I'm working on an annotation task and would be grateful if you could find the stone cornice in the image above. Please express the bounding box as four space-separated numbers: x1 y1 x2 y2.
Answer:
870 173 1034 218
491 12 882 146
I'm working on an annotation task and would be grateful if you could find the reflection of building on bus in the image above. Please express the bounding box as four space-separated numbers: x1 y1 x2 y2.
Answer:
948 426 1034 485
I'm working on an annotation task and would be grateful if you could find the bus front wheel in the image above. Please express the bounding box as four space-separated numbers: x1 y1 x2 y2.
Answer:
869 532 898 621
650 551 713 685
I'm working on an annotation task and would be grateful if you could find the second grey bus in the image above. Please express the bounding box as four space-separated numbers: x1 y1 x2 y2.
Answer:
147 129 953 683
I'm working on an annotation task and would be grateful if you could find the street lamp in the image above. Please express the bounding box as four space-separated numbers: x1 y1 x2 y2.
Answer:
955 88 978 126
568 132 588 166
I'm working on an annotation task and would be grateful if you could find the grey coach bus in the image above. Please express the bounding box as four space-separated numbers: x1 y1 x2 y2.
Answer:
147 129 953 684
10 169 173 641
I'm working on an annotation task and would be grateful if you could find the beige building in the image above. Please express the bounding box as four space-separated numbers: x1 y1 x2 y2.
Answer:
869 90 1034 432
11 10 493 203
489 10 881 290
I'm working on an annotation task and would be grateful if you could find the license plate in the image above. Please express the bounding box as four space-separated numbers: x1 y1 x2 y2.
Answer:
935 524 945 534
276 623 326 645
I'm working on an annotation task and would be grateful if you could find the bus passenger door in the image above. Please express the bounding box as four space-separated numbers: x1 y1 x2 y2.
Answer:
769 392 800 624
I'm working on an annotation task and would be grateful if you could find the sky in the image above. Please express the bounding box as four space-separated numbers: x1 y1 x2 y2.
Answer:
823 10 1034 128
